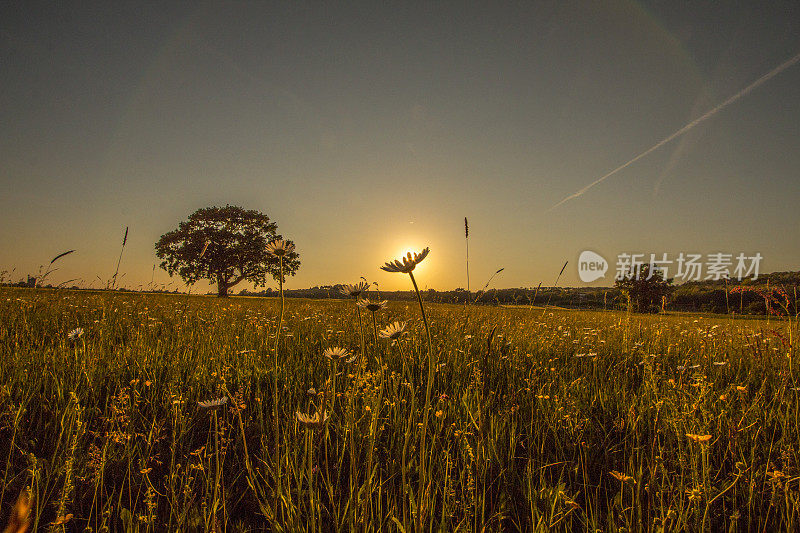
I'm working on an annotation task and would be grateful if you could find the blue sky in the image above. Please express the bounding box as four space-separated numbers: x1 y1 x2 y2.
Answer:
2 1 799 291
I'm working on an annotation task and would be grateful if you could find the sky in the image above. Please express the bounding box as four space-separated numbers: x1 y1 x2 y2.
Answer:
2 1 800 292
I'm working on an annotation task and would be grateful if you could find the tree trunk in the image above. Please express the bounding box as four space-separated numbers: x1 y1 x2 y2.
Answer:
217 274 229 297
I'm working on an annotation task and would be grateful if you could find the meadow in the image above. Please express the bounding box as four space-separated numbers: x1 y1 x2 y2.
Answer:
1 286 799 531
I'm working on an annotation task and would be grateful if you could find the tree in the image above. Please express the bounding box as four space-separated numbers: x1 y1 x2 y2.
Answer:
155 205 300 297
615 263 673 313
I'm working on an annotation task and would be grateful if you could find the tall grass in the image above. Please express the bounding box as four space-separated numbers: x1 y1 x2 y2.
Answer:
541 260 568 318
465 218 470 303
109 227 128 291
0 287 799 530
34 250 75 289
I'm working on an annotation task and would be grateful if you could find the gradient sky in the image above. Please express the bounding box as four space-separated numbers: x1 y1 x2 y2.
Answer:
2 1 800 292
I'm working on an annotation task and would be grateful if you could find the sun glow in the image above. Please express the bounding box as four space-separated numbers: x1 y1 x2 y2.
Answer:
375 239 432 288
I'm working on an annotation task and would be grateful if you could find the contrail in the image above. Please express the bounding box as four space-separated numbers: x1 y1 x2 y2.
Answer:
548 50 800 212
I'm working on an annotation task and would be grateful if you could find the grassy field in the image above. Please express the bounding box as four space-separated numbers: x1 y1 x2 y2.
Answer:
1 287 799 531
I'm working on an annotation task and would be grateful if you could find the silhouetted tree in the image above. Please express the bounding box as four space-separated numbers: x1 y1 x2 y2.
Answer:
155 205 300 297
615 263 673 313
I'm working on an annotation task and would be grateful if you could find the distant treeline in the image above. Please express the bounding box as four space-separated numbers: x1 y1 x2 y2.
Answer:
239 271 800 316
668 271 800 316
5 271 800 316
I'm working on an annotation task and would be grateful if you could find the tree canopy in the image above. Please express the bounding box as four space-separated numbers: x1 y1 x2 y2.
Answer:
155 205 300 296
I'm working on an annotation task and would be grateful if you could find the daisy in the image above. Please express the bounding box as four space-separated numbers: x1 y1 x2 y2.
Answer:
609 471 635 484
340 281 369 297
379 321 407 341
198 397 228 409
296 410 329 429
265 239 295 257
356 298 387 312
322 347 353 361
68 328 84 341
381 248 430 274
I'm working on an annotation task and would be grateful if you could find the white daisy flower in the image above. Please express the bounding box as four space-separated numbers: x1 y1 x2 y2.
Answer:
381 248 430 273
265 239 295 257
198 397 228 409
379 321 407 341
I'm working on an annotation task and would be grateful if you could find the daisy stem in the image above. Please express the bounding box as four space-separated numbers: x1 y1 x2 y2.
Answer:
401 368 416 530
408 272 433 361
322 359 336 513
211 409 222 527
371 311 379 361
330 358 337 418
364 358 383 532
306 428 316 533
407 270 434 529
356 306 365 364
272 254 285 518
